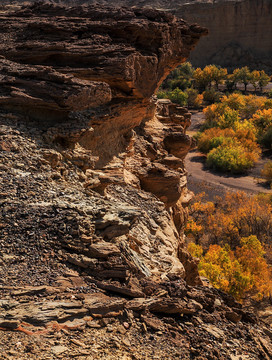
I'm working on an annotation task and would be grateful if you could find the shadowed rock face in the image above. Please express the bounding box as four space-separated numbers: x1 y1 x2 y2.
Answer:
0 3 206 301
0 2 206 166
29 0 272 71
180 0 272 71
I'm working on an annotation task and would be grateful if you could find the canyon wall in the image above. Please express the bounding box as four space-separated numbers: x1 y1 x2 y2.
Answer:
180 0 272 71
18 0 271 71
0 1 206 324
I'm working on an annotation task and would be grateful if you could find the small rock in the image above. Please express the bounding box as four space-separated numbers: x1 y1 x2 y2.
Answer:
70 339 85 347
225 311 242 323
204 325 224 341
107 325 113 332
117 325 127 335
123 322 130 329
51 345 68 356
87 320 101 329
122 338 130 347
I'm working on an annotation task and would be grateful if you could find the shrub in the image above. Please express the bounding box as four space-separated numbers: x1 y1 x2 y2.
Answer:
220 93 245 111
187 242 203 258
190 237 272 300
169 78 191 91
185 88 203 108
160 62 195 91
260 127 272 149
157 88 188 106
203 88 222 104
157 90 168 99
261 161 272 184
197 128 235 153
203 103 227 128
168 88 188 106
198 127 259 156
251 109 272 135
217 108 240 129
206 144 257 173
187 191 272 248
240 95 267 119
264 98 272 110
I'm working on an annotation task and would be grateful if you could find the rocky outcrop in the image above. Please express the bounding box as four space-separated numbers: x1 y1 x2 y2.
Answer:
41 0 272 71
0 1 205 309
0 3 271 359
0 2 206 165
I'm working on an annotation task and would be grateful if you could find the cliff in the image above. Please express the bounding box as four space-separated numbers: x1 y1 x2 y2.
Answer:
24 0 271 72
0 3 272 359
179 0 272 71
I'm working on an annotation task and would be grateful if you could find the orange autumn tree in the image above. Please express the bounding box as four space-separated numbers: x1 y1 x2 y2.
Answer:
188 236 272 301
187 192 272 300
186 191 272 248
236 236 272 299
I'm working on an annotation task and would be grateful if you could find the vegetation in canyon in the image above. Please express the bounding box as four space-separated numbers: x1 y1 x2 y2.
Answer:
186 191 272 301
158 62 272 174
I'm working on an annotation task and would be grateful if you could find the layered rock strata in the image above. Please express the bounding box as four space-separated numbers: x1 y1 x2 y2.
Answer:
38 0 272 71
1 4 272 359
0 0 206 313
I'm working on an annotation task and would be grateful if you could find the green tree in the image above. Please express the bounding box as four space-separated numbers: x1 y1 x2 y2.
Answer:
249 70 260 92
225 74 237 92
259 70 270 92
193 67 211 91
232 67 251 92
210 65 228 90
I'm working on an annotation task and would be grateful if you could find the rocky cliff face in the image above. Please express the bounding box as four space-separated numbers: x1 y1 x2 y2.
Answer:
32 0 272 71
0 1 206 287
0 4 272 359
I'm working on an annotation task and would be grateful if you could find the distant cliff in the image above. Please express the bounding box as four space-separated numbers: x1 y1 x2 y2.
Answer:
179 0 272 71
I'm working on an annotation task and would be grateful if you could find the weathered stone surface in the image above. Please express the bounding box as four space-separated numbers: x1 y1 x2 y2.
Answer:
225 310 242 324
95 279 145 298
84 294 126 315
51 346 68 356
67 0 272 72
0 2 206 167
204 324 225 341
0 58 111 122
141 315 164 331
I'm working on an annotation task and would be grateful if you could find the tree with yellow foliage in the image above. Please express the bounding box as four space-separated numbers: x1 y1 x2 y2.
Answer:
249 70 260 92
193 65 227 91
188 236 272 301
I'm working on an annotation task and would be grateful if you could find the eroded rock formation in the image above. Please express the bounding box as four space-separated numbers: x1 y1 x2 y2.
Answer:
0 3 272 359
32 0 272 71
0 1 205 286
